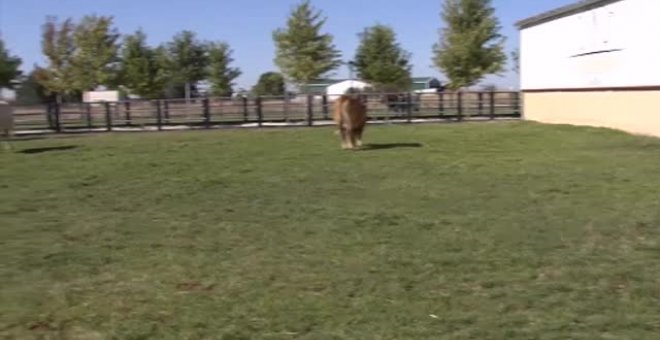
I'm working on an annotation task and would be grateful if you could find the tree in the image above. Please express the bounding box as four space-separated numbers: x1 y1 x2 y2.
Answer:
37 16 76 102
511 49 519 74
206 42 241 97
0 39 22 88
252 72 285 96
120 29 166 99
16 68 52 105
149 45 185 99
433 0 506 90
154 45 174 88
71 15 120 92
273 0 342 90
353 25 412 92
166 30 208 100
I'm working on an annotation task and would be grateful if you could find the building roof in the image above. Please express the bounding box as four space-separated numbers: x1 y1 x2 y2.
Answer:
305 77 438 86
301 77 441 93
515 0 622 30
299 79 342 93
305 79 346 86
327 79 370 87
411 77 437 83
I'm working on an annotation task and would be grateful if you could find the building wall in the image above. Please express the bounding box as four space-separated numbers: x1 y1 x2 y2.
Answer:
520 0 660 137
521 0 660 90
524 90 660 137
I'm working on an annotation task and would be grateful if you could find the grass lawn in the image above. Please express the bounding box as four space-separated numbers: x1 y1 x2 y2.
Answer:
2 122 660 339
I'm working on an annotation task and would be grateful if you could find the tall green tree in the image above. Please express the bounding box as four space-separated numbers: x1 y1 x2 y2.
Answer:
433 0 506 90
273 0 342 91
120 29 166 99
354 25 412 92
166 30 208 100
16 68 52 105
206 42 241 97
252 72 285 96
37 16 76 102
151 45 183 99
0 39 22 88
71 15 121 91
154 45 173 86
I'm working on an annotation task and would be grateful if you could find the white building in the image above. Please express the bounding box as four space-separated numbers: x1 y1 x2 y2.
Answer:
326 80 372 101
83 85 121 103
301 77 443 101
516 0 660 137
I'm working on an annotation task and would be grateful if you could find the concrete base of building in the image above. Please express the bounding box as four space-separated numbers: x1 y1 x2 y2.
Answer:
522 90 660 138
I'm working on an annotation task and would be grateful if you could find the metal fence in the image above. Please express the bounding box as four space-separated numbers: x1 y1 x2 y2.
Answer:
11 91 521 134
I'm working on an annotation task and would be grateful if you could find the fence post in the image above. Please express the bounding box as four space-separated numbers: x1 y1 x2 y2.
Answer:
54 102 61 132
156 100 163 131
256 96 263 127
306 95 314 126
242 96 249 122
86 103 93 129
489 91 496 120
406 92 413 123
322 94 329 120
104 102 112 131
477 92 484 116
124 101 131 126
202 98 211 128
438 92 444 118
457 91 463 121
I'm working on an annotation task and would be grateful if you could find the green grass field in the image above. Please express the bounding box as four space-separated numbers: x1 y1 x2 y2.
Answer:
2 122 660 339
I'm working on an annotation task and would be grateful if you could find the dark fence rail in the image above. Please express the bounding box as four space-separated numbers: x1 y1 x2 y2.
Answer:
11 91 521 134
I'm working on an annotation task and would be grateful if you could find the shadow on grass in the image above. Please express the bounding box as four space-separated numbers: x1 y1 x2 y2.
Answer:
359 143 423 151
11 134 85 142
18 145 79 154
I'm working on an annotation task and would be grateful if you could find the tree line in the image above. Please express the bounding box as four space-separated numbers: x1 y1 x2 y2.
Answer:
0 0 516 104
26 15 240 104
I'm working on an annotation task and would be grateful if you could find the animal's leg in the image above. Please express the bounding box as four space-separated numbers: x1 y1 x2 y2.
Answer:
343 124 357 150
354 126 364 147
350 127 360 148
347 127 358 150
339 125 350 149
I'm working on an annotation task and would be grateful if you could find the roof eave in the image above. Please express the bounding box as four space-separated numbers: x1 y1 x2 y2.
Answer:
516 0 622 30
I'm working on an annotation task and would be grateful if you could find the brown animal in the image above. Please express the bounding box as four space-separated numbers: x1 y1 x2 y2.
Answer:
333 94 367 150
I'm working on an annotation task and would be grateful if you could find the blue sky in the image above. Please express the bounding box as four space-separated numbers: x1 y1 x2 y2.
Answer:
0 0 575 89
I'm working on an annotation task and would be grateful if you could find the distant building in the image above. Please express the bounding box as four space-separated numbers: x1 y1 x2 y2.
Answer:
299 79 342 94
0 88 16 102
410 77 443 91
83 90 120 103
300 76 444 97
516 0 660 137
326 80 372 100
